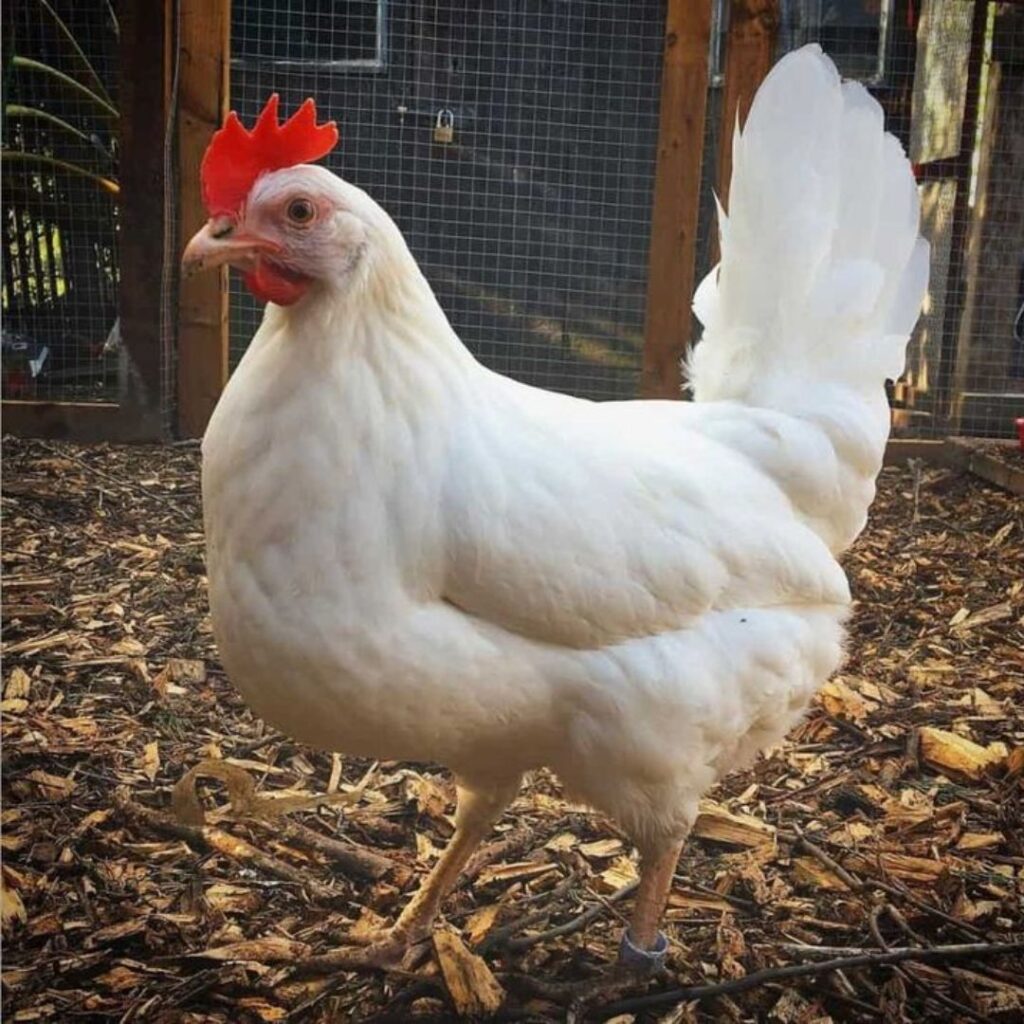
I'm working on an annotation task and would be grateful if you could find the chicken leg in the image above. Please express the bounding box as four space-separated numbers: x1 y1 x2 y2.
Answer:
351 776 521 966
619 837 685 970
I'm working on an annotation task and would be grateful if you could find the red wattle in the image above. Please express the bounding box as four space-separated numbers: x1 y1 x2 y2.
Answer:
244 262 311 306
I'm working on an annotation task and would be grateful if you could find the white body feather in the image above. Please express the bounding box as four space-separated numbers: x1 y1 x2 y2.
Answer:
202 46 926 847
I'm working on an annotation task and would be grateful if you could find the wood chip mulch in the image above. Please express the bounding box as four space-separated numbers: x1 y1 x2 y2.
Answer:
2 436 1023 1023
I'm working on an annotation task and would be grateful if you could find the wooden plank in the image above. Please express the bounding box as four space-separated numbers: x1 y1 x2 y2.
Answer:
2 401 162 443
176 0 230 438
714 0 779 223
950 3 1024 429
949 56 1001 424
641 0 713 399
117 0 170 437
883 439 947 467
936 0 989 420
944 438 1024 495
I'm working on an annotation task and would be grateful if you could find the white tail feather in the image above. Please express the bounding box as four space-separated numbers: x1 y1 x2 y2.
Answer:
688 45 928 417
687 45 929 552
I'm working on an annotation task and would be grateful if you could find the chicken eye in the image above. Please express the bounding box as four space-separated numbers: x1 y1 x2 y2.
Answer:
287 198 316 225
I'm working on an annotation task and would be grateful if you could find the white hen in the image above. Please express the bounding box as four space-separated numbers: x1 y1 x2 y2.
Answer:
184 45 927 967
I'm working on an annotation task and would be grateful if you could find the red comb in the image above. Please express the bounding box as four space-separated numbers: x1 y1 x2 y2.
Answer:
201 95 339 217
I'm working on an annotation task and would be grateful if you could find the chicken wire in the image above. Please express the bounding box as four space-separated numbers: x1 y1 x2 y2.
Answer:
229 0 666 400
2 0 121 403
226 0 1021 434
890 0 1023 438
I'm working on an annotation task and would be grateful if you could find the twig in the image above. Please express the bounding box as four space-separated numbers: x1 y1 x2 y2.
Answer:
884 903 924 945
812 987 885 1019
459 825 546 887
595 943 1024 1017
477 874 576 952
263 817 398 882
780 828 864 892
504 881 639 953
908 457 924 523
894 961 991 1024
502 965 649 1013
868 904 890 951
115 793 340 903
776 942 1016 959
917 985 989 1024
866 906 990 1024
37 441 197 525
778 829 985 939
874 877 985 940
825 713 872 744
682 878 759 912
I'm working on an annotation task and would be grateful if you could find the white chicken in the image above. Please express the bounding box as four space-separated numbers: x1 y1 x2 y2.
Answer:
182 46 927 969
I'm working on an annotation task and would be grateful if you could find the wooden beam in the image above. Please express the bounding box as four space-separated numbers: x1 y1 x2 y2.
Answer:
883 438 946 466
936 0 989 420
714 0 779 238
117 0 172 436
176 0 230 438
944 438 1024 495
949 57 1000 426
2 401 163 442
641 0 713 399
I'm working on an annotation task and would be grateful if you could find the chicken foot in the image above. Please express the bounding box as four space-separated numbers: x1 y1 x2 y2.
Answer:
330 777 522 969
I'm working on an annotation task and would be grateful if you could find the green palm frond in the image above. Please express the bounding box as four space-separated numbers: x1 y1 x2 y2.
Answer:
36 0 116 108
5 103 104 153
1 150 119 196
11 55 118 119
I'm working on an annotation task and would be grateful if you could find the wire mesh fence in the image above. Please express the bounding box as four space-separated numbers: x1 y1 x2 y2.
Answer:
229 0 666 400
2 0 121 403
228 0 1023 438
2 1 1019 439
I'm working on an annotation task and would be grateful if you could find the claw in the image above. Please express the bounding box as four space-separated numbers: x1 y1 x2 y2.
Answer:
290 930 428 977
354 937 409 970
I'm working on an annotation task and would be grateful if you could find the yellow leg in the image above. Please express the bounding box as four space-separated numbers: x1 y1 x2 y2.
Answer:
619 838 684 968
390 778 520 945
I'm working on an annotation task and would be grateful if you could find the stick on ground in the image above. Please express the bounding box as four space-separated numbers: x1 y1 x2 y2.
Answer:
595 941 1024 1017
115 794 341 904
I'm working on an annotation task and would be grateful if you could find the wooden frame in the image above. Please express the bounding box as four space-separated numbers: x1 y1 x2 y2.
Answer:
2 402 156 442
935 0 989 425
714 0 779 236
4 0 1015 441
641 0 713 399
2 0 171 441
640 0 778 399
2 0 230 442
175 0 231 438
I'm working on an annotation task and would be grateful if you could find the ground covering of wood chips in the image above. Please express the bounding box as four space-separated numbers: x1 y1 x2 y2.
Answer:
2 436 1022 1023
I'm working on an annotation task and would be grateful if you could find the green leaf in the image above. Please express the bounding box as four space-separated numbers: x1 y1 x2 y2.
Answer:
11 56 118 120
5 103 109 157
36 0 115 108
1 150 119 196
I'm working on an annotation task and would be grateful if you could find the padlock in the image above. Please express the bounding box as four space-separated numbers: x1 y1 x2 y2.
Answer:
433 109 454 144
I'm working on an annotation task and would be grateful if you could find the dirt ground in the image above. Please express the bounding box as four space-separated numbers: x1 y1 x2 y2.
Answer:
2 436 1023 1023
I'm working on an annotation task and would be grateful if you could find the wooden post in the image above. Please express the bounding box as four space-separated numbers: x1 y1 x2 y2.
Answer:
949 58 1000 424
936 0 989 423
116 0 172 437
949 2 1024 432
714 0 778 239
641 0 713 399
176 0 230 438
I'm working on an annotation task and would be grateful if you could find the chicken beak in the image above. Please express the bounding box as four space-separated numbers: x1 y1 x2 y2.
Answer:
182 216 281 277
